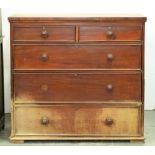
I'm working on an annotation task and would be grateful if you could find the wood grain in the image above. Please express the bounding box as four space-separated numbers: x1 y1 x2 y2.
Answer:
79 25 142 41
14 105 141 136
9 15 146 142
14 73 141 102
13 44 142 70
14 25 75 42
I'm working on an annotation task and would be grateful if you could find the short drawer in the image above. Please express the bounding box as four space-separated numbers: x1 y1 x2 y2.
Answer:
13 25 75 42
14 105 141 136
14 73 141 102
79 25 142 41
13 45 142 70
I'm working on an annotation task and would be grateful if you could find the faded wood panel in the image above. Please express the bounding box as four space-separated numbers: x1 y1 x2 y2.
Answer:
15 105 140 136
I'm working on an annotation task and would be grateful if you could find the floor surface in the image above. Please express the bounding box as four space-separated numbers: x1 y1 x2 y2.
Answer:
0 111 155 146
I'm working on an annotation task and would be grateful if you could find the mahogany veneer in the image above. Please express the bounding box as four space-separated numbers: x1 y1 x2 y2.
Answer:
9 15 146 143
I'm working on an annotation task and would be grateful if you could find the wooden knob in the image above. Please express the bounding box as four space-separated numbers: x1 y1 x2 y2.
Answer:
106 84 113 91
41 116 49 125
105 117 113 126
41 84 48 92
107 53 113 61
107 30 113 35
41 26 48 38
107 30 113 36
41 53 48 62
106 30 115 39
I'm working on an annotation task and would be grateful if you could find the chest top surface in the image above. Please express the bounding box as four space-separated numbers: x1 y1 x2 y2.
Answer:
8 14 147 23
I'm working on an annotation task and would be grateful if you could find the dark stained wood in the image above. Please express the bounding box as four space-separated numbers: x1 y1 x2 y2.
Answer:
8 15 147 23
79 25 142 41
14 73 141 102
9 15 146 142
13 44 142 70
14 25 75 42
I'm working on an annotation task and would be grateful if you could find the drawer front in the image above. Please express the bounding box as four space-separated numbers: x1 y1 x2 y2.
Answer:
13 25 75 42
13 45 141 70
14 73 141 102
79 25 142 41
14 105 141 136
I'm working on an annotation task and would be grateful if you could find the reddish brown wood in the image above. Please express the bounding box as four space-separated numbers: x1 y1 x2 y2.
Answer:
75 26 79 42
79 25 142 41
8 15 147 23
13 45 141 70
14 73 141 102
14 25 75 42
9 15 146 142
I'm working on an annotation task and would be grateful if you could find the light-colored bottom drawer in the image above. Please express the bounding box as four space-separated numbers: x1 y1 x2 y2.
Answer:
13 104 142 137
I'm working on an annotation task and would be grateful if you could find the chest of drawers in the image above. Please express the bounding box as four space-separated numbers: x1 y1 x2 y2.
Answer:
9 15 146 143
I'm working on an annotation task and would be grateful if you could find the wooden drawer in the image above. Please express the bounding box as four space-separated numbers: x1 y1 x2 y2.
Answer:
14 105 141 136
14 73 141 102
79 25 142 41
13 45 141 70
13 25 75 42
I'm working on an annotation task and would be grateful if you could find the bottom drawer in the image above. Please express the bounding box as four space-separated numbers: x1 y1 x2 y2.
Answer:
14 104 142 137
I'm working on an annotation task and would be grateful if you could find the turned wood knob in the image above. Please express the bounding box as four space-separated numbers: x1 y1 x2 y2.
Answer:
41 116 49 125
107 53 113 61
107 30 113 36
40 53 48 62
41 26 48 38
41 84 48 92
106 30 115 39
106 84 113 91
105 117 113 126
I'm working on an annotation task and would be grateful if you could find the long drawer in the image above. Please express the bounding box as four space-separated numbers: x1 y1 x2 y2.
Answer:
14 104 142 136
13 45 142 70
14 72 141 102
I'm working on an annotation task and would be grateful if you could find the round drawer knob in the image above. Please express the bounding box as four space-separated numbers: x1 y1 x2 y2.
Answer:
107 53 113 61
41 53 48 62
107 30 113 36
41 26 48 38
105 117 113 126
106 84 113 91
106 30 114 39
41 116 49 125
41 84 48 92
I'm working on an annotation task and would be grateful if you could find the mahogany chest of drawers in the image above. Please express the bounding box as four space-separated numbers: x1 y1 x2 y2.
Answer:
9 15 146 143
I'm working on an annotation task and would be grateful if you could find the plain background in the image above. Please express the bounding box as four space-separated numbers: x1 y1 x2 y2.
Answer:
1 0 155 113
